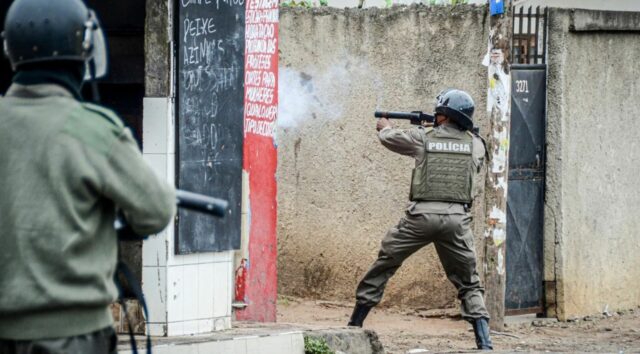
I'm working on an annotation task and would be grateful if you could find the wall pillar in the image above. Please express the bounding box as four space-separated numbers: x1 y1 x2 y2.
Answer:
482 0 513 330
234 0 280 322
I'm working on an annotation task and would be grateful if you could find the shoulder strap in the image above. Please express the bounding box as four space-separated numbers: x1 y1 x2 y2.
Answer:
469 131 490 161
420 127 435 150
115 260 152 354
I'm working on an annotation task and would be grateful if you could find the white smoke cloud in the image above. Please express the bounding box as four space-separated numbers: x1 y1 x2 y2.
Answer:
278 62 370 129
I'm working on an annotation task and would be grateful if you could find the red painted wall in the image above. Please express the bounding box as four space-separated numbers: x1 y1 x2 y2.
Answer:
236 0 279 322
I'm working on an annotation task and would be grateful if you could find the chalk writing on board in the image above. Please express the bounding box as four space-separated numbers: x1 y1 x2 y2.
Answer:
181 0 244 9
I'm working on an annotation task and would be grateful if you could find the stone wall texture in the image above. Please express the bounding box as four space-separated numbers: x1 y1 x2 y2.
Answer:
277 5 490 308
545 9 640 320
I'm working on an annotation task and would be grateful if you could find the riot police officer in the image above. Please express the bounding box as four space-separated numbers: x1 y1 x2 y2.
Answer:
0 0 175 352
348 89 493 350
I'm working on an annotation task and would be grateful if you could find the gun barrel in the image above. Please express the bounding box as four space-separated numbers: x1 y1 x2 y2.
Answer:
176 190 228 218
375 111 422 120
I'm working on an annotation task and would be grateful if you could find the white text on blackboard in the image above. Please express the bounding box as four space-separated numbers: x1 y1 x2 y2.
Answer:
183 18 217 41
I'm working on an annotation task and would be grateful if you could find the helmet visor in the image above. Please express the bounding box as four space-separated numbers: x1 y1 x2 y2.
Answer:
84 10 108 81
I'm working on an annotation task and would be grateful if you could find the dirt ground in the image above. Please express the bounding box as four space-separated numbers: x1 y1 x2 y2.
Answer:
277 297 640 353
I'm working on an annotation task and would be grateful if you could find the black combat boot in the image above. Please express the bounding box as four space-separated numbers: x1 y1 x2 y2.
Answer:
471 317 493 350
347 303 372 327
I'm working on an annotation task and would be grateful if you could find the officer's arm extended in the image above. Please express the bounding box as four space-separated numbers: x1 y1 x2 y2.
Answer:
378 126 426 159
101 128 176 236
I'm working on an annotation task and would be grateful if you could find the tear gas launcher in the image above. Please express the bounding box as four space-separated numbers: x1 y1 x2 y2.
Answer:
374 111 435 125
375 110 481 134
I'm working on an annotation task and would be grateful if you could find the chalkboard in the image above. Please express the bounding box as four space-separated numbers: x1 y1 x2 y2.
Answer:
176 0 245 254
0 2 13 93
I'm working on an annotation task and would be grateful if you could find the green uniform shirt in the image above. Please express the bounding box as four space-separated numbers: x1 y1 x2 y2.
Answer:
0 84 176 340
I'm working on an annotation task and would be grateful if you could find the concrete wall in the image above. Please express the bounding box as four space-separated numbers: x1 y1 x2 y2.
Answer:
277 5 489 308
545 8 640 320
317 0 486 10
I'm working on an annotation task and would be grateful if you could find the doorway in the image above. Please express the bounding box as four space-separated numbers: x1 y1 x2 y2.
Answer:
505 64 547 315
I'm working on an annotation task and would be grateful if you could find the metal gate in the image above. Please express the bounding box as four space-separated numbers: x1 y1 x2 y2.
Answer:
505 64 546 315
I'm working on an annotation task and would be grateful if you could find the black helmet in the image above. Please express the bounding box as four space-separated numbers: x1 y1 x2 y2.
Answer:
434 89 475 131
2 0 107 80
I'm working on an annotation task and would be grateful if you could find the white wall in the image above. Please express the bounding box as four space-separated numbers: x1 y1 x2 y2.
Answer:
141 97 234 336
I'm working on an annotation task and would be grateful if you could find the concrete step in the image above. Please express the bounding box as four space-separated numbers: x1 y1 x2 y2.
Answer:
118 322 383 354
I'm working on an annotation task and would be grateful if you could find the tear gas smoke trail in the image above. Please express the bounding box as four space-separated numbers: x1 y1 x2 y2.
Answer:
277 66 347 129
277 61 380 129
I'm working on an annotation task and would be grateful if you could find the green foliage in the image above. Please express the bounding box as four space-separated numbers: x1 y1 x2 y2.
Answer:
427 0 468 4
304 337 334 354
280 0 313 7
280 0 329 7
277 295 295 306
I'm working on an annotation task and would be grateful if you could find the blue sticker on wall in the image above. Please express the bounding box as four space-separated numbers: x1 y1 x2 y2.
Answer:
490 0 504 16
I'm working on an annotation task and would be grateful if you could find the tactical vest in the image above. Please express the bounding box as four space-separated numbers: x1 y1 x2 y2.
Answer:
410 128 475 204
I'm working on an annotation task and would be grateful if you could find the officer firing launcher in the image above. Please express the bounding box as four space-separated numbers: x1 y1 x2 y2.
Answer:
374 110 481 135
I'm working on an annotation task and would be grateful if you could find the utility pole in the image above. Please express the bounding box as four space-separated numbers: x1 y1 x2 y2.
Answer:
482 0 513 331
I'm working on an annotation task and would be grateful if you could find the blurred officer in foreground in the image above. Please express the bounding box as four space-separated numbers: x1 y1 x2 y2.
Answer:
0 0 175 353
348 89 493 350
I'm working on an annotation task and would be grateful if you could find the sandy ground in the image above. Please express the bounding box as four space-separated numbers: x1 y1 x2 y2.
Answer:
277 297 640 353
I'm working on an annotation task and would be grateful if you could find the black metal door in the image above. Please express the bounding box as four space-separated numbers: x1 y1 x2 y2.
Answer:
505 64 546 314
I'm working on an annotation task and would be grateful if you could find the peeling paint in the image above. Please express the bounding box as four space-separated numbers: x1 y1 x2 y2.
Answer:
482 9 512 326
492 228 506 247
495 176 507 193
483 40 511 122
235 258 248 302
497 250 505 275
489 206 506 247
483 23 511 250
491 125 509 175
489 206 506 224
